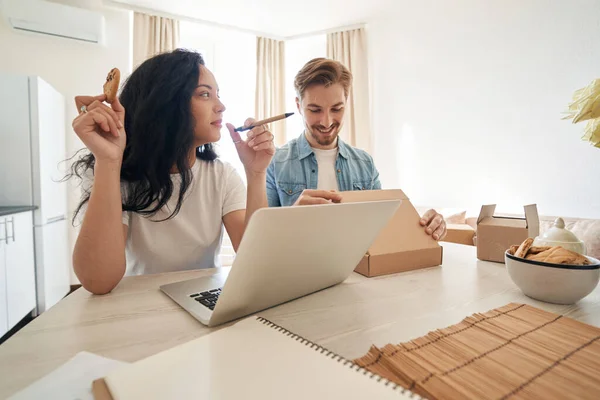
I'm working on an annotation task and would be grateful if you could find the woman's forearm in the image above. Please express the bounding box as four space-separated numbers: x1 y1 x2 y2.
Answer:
73 160 126 294
244 171 268 228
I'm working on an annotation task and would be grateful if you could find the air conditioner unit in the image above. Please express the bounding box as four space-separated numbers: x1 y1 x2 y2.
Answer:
1 0 106 44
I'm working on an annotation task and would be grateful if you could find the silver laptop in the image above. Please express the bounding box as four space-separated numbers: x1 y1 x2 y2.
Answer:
160 199 401 327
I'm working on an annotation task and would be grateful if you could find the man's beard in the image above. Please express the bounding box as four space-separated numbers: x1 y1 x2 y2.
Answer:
307 123 341 147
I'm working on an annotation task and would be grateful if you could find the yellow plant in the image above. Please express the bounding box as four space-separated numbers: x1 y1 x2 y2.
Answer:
563 79 600 148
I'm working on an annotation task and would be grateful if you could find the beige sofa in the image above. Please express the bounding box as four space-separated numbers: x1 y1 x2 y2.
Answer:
415 207 600 259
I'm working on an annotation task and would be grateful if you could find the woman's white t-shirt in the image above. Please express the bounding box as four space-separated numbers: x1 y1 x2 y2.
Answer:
80 159 246 276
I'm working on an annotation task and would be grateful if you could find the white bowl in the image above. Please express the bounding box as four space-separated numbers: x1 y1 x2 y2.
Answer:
505 251 600 305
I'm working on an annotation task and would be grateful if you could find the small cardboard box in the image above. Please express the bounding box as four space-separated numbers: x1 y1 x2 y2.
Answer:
476 204 540 263
443 224 476 246
341 189 443 277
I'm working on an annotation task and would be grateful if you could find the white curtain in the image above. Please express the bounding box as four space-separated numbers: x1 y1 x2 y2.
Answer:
255 37 286 146
327 28 372 153
133 12 180 68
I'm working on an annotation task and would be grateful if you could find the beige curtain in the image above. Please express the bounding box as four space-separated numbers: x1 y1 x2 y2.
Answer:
133 12 180 68
255 37 286 146
327 28 371 153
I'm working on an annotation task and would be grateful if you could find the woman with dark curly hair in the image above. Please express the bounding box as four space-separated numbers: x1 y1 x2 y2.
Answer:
70 49 275 295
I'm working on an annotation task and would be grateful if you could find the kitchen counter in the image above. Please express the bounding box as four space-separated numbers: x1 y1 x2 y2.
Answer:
0 206 37 217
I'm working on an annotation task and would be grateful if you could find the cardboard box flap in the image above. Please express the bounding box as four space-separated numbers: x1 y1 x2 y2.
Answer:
524 204 540 237
341 189 440 256
477 204 539 235
477 204 497 224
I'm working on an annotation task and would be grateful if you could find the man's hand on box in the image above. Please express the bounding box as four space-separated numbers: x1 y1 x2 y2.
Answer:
293 190 343 206
420 209 447 241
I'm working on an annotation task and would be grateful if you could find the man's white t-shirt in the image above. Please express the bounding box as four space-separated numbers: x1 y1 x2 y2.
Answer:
312 147 339 191
80 159 246 276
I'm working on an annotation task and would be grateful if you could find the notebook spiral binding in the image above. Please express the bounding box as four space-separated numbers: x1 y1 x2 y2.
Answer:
256 316 423 399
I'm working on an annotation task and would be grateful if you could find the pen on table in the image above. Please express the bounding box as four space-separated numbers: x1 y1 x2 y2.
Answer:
234 112 294 132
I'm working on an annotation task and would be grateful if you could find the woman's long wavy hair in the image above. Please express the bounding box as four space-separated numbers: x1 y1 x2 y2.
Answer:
69 49 217 223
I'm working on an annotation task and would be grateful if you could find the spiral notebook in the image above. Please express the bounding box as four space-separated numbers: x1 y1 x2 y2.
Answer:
92 316 420 399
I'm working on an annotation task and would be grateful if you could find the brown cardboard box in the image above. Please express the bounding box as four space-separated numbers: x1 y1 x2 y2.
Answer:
443 224 476 246
476 204 540 263
341 189 443 277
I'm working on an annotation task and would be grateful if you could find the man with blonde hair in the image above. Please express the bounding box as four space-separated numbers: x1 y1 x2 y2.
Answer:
266 58 446 240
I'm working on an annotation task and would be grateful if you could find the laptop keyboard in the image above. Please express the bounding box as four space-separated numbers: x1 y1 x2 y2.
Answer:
189 288 222 311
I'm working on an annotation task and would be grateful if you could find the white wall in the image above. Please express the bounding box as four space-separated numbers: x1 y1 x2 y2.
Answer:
368 0 600 219
0 4 133 283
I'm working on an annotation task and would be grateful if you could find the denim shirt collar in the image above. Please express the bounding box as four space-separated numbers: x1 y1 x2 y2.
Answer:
296 132 349 160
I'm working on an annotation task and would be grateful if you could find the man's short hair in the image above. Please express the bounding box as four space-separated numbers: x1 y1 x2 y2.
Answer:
294 58 353 99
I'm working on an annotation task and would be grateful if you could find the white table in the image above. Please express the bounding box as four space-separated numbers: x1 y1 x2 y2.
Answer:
0 243 598 398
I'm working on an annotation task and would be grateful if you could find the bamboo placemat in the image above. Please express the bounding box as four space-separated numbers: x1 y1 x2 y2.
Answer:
354 303 600 400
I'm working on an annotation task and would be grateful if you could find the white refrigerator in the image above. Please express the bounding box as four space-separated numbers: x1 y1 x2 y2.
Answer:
0 73 70 314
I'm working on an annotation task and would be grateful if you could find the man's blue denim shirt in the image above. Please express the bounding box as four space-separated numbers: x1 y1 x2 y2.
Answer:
266 133 382 207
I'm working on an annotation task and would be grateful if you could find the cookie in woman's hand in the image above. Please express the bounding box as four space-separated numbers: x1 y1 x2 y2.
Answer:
103 68 120 104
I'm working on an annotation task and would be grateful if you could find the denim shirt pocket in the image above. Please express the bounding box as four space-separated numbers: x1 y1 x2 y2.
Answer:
277 182 307 206
352 180 372 191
